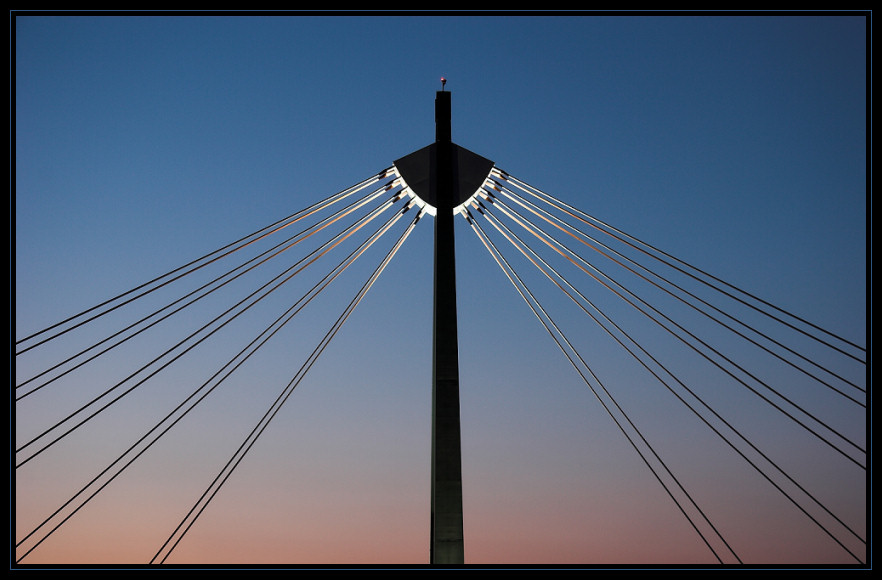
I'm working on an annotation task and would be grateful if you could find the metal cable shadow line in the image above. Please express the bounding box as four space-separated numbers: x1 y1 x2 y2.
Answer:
16 177 402 399
474 187 866 467
494 169 866 361
14 198 422 564
151 206 425 565
483 179 865 401
463 209 739 565
15 167 397 354
14 191 407 468
468 201 867 552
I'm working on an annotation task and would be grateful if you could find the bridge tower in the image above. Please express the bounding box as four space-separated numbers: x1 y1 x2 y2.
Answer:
394 85 494 564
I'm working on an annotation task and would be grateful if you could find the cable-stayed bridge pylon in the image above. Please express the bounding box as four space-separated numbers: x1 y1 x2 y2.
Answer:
14 87 867 567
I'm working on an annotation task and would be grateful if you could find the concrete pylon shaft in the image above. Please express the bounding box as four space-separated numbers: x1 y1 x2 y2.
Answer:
430 89 465 565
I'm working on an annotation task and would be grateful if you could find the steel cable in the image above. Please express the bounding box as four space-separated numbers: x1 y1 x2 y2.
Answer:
486 177 865 401
14 198 418 564
151 205 424 564
495 169 866 361
477 186 865 467
15 168 396 354
464 209 737 564
15 190 405 467
16 178 400 399
470 200 865 559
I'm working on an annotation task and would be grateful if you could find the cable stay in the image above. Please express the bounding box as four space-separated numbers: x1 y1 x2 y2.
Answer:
463 209 741 564
466 201 866 561
15 176 402 400
493 169 866 364
470 180 865 468
484 176 865 402
15 185 409 468
14 168 397 355
14 197 423 564
478 187 867 453
150 206 424 565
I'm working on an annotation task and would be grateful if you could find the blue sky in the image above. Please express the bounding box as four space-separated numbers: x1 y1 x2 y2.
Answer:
14 13 867 566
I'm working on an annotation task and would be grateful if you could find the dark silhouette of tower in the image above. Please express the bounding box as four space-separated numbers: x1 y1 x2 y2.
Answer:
394 86 493 564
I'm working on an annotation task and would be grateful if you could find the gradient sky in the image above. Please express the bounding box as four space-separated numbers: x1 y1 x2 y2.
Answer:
13 13 868 567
